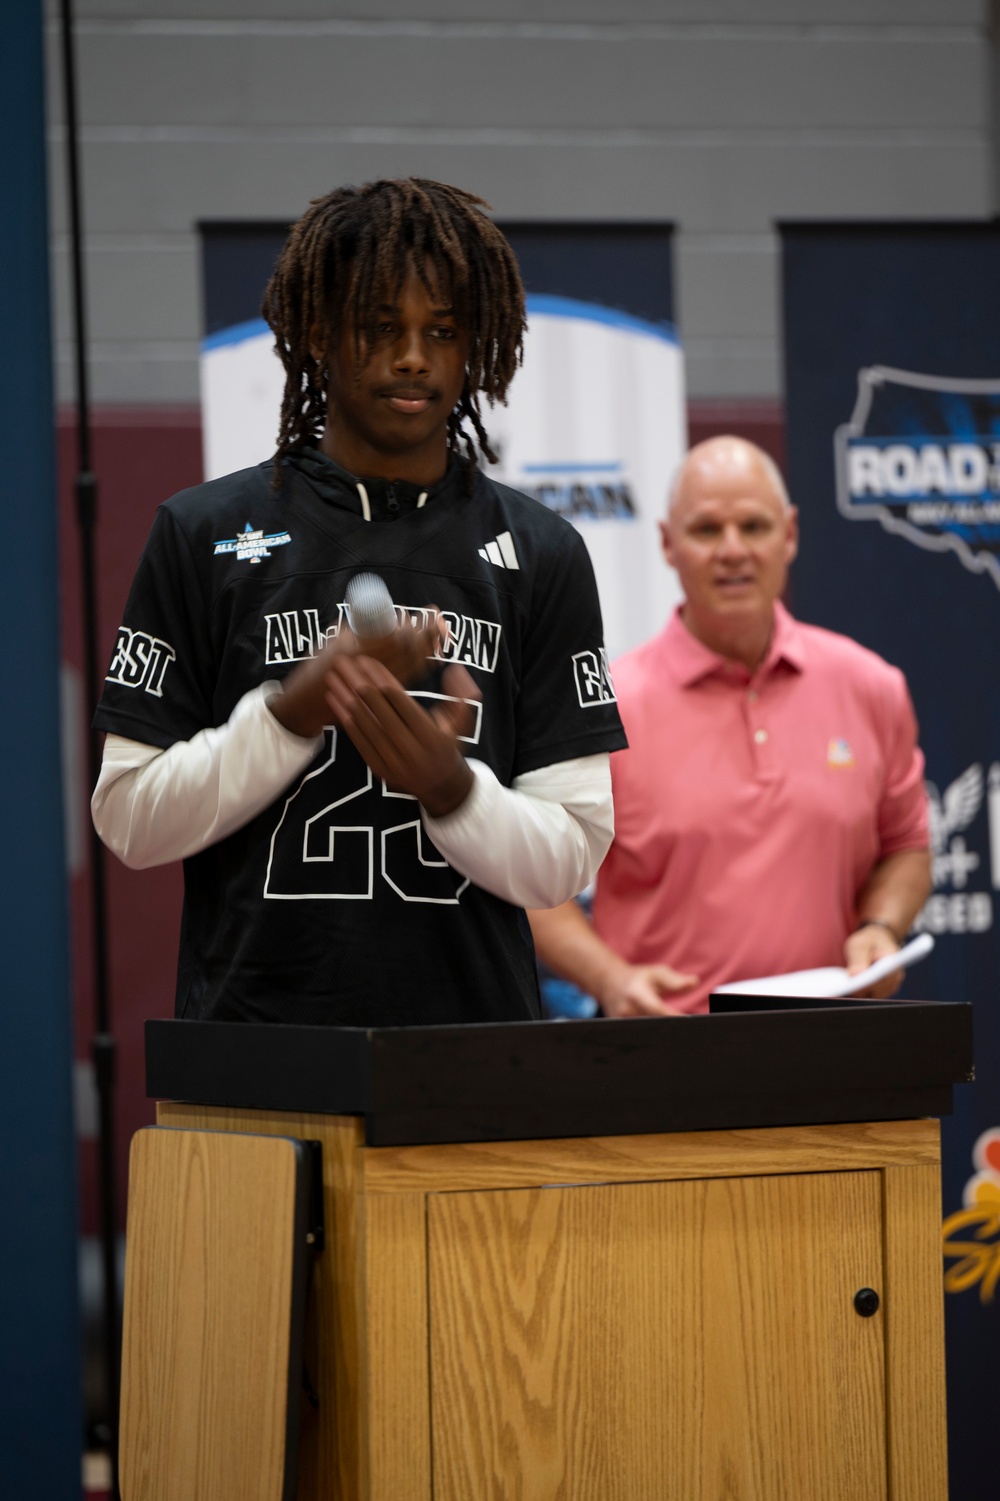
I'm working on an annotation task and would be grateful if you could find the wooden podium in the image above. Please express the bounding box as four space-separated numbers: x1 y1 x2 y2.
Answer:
136 996 972 1501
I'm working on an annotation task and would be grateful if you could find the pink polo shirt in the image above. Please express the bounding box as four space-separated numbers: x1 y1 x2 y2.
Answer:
592 603 928 1014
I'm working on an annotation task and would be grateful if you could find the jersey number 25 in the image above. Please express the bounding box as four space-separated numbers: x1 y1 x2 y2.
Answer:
263 727 470 905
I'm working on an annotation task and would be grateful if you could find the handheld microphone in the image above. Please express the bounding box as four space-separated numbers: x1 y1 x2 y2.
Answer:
344 572 398 642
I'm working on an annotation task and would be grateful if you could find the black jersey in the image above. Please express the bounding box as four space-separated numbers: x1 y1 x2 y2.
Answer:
95 451 626 1027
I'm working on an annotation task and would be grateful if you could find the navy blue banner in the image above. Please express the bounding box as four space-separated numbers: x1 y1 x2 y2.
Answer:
782 223 1000 1501
199 218 674 333
0 0 82 1493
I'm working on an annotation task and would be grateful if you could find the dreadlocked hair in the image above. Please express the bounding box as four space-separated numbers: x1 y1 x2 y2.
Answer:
261 178 527 493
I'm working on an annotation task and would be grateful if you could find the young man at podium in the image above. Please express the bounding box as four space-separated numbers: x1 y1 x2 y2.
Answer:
529 436 931 1016
91 178 626 1027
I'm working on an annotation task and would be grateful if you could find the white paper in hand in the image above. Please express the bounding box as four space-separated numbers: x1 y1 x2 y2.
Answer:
715 933 935 999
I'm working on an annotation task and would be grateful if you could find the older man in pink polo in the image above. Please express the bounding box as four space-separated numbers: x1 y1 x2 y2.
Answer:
528 435 931 1016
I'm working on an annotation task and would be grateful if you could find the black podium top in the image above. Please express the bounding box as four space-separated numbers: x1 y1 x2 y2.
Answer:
146 995 973 1147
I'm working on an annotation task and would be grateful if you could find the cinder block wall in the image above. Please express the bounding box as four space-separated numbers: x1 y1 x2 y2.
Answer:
47 0 996 407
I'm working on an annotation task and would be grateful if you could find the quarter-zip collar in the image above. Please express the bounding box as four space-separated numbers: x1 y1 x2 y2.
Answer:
286 443 463 520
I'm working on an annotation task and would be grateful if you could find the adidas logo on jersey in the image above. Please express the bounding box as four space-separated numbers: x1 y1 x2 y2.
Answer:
478 531 520 570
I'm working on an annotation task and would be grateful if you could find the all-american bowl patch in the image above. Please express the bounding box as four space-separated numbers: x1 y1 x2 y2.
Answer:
215 520 292 564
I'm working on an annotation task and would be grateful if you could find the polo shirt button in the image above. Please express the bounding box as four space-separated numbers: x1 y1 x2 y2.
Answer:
748 690 758 703
754 728 768 744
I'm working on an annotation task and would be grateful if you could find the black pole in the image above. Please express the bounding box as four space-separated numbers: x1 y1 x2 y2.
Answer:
56 2 120 1495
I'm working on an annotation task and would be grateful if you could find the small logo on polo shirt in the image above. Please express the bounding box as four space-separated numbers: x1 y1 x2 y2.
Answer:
827 737 855 768
214 521 292 565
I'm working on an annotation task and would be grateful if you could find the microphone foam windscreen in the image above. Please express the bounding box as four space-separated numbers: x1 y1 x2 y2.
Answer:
345 572 398 640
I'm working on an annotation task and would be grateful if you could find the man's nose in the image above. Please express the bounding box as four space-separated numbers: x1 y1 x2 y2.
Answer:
393 329 430 372
717 523 749 558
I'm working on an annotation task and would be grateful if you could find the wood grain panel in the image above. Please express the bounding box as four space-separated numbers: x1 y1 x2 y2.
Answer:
428 1171 887 1501
156 1103 366 1501
881 1162 948 1501
361 1193 430 1501
366 1118 939 1195
120 1127 299 1501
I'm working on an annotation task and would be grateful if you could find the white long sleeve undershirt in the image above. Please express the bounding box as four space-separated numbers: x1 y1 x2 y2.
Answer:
91 682 613 909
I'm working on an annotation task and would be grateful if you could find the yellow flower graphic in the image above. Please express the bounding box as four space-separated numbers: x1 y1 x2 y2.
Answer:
943 1127 1000 1302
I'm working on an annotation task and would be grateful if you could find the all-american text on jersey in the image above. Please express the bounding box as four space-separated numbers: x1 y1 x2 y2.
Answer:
264 603 502 673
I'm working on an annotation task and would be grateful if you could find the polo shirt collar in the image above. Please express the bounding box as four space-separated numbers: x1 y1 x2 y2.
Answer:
661 600 805 686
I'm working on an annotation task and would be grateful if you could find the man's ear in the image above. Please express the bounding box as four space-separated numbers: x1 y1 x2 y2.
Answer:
784 505 800 566
658 517 675 568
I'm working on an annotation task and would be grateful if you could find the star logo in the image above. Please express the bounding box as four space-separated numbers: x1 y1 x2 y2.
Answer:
214 520 292 565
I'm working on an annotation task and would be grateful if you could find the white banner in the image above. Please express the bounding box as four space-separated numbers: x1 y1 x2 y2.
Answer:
201 294 686 658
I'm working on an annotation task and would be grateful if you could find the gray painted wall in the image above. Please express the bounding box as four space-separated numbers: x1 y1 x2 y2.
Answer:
47 1 996 405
